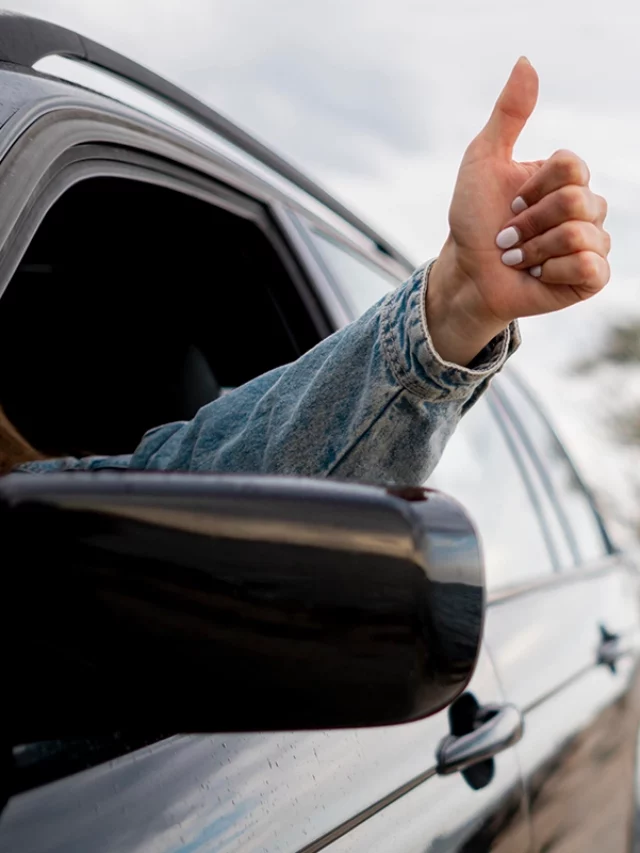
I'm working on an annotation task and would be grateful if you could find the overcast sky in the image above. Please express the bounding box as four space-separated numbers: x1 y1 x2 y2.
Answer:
3 0 640 529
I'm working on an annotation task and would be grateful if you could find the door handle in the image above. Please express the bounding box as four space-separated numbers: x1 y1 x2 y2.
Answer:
436 704 524 776
598 624 628 672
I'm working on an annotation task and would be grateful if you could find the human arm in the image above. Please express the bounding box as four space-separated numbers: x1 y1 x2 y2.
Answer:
15 262 518 484
12 59 610 483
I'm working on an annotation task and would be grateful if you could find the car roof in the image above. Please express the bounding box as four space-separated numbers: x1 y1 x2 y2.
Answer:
0 11 415 275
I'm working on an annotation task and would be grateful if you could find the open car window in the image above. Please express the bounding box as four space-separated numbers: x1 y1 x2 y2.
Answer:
0 173 322 460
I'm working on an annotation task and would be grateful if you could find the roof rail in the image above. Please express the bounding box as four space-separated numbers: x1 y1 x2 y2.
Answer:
0 11 412 268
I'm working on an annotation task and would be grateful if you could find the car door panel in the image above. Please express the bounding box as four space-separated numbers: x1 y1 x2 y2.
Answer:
0 649 530 853
486 564 640 714
284 648 531 853
316 765 527 853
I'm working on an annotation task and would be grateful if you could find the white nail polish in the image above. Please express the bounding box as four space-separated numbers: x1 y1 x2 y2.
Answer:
530 265 543 278
501 248 523 266
511 196 528 214
496 226 521 249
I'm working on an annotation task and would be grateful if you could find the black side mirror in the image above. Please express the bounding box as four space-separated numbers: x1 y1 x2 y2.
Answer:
1 473 484 736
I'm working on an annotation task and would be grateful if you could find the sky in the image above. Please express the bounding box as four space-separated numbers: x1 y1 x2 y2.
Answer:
3 0 640 536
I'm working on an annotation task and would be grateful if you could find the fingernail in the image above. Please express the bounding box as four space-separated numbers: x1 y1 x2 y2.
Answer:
511 196 528 214
501 248 523 266
530 265 542 278
496 226 521 249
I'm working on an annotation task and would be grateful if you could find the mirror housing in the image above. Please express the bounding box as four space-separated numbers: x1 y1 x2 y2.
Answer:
1 473 484 736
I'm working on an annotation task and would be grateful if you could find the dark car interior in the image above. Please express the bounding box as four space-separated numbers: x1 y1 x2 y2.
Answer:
0 176 322 460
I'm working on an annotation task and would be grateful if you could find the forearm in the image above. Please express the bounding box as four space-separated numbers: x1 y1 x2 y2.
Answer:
129 261 519 484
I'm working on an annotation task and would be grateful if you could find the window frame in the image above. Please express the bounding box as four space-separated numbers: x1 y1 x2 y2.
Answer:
493 372 615 565
486 387 566 575
0 101 347 351
293 214 412 321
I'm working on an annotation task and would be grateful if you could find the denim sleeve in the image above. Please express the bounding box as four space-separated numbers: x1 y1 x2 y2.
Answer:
14 261 520 485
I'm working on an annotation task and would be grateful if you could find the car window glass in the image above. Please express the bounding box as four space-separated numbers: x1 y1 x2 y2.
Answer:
427 394 555 591
310 231 398 316
491 389 577 571
498 374 607 564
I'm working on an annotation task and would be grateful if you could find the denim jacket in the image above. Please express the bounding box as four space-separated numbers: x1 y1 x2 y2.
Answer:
15 261 519 485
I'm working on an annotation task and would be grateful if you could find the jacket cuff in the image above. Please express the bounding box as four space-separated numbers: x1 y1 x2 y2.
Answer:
380 259 520 402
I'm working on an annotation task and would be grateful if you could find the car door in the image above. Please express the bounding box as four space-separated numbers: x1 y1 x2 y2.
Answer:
0 124 529 853
485 373 640 853
304 650 530 853
1 650 530 853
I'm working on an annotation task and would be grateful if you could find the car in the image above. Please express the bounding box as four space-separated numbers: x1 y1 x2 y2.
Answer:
0 11 639 853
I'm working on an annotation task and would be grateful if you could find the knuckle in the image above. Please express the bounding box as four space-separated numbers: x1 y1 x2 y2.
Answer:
558 185 588 219
597 194 609 221
560 221 587 251
576 252 601 286
552 149 589 185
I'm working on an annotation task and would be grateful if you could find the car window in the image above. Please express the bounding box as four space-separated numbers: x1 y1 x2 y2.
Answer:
497 373 608 565
491 387 577 571
310 231 399 316
427 393 555 591
0 174 321 459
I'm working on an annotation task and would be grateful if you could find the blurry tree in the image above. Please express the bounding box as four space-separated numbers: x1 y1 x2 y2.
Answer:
573 319 640 373
572 318 640 541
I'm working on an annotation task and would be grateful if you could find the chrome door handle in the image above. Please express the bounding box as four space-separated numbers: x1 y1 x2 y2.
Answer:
436 704 524 776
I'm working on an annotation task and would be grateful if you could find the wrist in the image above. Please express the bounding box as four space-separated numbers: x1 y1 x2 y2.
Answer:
425 238 508 366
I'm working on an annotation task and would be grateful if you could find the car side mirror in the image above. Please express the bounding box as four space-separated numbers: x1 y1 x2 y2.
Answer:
1 473 484 737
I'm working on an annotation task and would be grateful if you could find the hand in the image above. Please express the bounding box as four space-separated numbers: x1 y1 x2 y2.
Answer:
427 57 610 366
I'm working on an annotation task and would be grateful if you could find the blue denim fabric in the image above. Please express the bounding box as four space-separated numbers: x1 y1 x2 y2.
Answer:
15 261 519 485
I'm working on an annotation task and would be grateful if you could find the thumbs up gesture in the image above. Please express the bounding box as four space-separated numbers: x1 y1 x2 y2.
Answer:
427 58 610 365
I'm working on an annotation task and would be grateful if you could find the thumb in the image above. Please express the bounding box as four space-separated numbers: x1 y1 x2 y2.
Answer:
478 57 539 158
